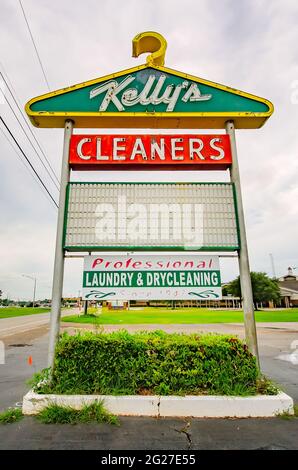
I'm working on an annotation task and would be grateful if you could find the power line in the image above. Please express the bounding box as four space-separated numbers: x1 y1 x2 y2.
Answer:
0 127 57 209
0 126 42 186
18 0 50 91
0 62 19 104
0 65 60 186
1 91 60 191
1 74 60 191
0 120 58 209
0 117 58 209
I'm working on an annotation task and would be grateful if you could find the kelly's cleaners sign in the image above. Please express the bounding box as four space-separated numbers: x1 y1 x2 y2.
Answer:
82 254 222 300
69 134 232 170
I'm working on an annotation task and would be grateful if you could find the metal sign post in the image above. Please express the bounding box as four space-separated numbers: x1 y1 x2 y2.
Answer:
226 120 260 367
48 120 73 368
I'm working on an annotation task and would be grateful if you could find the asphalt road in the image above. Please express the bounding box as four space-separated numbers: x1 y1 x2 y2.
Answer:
0 308 75 338
0 415 297 450
0 318 297 449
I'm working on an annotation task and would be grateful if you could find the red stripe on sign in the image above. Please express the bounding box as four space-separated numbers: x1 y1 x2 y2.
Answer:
69 134 232 171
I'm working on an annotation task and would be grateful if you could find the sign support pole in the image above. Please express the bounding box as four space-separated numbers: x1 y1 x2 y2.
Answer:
225 120 260 369
48 119 73 369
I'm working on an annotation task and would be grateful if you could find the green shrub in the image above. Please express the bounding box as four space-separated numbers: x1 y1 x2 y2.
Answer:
36 401 119 425
0 408 23 424
32 331 261 396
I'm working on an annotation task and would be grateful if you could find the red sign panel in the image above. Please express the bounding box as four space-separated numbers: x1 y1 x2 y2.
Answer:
69 134 232 170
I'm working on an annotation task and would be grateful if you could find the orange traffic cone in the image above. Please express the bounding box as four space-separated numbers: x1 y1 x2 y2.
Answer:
28 356 33 366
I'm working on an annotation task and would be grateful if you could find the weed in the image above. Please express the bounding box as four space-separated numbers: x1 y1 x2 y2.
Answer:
256 376 279 395
276 404 298 420
0 408 23 424
36 401 119 425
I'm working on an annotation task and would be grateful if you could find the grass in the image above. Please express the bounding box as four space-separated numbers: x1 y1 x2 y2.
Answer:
36 402 119 425
0 307 50 319
0 408 23 424
276 405 298 420
62 306 298 325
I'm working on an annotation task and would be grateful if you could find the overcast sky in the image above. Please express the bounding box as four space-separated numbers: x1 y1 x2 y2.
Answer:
0 0 298 300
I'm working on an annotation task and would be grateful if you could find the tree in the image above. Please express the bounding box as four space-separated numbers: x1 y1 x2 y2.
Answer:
227 272 280 307
222 285 229 296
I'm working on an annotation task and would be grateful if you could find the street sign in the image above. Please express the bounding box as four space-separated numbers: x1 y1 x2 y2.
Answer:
64 182 239 251
82 254 222 300
25 35 273 129
69 134 232 170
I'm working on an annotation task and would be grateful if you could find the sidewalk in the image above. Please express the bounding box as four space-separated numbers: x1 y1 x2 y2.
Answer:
0 309 78 339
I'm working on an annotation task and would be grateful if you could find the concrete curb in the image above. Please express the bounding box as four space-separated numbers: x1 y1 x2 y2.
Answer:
23 391 159 417
22 390 294 418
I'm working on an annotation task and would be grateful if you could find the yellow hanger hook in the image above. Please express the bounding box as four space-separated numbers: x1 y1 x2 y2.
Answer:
132 31 167 66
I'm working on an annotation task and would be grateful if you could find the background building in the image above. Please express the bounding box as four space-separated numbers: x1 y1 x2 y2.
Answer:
278 267 298 307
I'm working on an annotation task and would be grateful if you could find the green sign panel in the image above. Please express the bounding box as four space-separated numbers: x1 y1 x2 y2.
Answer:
82 254 222 300
26 65 273 129
30 67 269 115
83 270 221 289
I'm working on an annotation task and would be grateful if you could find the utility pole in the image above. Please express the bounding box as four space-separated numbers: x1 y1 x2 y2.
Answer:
269 253 276 278
226 121 260 368
22 274 37 307
48 120 73 369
